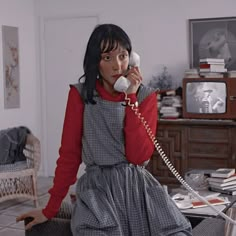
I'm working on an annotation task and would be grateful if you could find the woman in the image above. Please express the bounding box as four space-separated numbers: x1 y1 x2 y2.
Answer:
17 23 192 235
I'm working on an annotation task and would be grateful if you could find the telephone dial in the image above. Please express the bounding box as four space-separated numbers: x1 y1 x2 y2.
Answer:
116 51 236 225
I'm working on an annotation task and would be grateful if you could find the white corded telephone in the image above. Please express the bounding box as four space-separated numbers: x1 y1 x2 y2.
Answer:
113 51 140 92
114 51 236 225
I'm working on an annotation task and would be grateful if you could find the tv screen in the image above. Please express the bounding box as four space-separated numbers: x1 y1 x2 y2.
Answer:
186 82 226 114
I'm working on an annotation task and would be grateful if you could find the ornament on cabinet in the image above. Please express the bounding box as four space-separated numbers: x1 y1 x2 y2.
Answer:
148 66 173 90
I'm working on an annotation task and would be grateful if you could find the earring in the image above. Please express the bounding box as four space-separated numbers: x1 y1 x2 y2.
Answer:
97 74 100 80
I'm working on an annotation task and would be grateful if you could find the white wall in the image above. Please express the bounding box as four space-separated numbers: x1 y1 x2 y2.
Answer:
0 0 39 137
36 0 236 87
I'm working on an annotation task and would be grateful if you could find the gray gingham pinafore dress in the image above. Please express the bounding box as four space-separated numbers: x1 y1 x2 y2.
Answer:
71 83 192 236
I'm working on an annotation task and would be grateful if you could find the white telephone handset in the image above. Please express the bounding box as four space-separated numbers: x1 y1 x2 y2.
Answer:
113 51 140 92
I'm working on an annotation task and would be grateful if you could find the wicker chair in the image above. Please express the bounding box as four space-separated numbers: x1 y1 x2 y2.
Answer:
0 133 40 207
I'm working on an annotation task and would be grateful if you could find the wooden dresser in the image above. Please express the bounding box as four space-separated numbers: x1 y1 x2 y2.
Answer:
146 119 236 188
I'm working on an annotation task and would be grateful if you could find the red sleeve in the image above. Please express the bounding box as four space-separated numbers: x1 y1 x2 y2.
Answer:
124 92 158 165
42 86 83 219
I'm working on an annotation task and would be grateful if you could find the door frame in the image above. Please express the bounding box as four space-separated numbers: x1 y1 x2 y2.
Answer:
39 14 99 176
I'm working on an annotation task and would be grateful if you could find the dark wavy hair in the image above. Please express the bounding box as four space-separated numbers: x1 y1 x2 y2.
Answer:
79 24 132 104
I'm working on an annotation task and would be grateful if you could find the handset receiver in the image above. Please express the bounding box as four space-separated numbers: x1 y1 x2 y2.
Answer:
114 76 131 92
129 51 140 67
113 51 140 92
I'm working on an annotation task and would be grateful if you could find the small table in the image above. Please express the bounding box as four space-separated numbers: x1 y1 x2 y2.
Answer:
171 188 236 228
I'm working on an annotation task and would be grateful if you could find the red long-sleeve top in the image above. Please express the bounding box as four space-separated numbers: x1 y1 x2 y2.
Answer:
43 82 158 219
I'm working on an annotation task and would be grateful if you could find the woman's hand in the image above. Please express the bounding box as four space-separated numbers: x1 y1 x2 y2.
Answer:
126 67 142 94
16 209 48 230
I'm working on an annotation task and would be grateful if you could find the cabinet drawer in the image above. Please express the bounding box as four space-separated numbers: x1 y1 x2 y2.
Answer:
188 143 229 157
188 127 229 142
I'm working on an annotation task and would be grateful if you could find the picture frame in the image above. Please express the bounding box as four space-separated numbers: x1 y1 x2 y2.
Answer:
189 17 236 70
2 25 20 109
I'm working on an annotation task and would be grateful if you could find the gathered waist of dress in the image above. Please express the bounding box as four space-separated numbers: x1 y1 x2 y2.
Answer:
85 160 149 172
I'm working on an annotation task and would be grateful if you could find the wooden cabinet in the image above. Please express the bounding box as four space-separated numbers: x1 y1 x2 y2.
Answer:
146 119 236 188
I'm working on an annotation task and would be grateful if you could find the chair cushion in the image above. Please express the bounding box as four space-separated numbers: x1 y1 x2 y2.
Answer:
24 201 73 236
0 126 30 164
192 217 225 236
25 217 72 236
0 160 28 173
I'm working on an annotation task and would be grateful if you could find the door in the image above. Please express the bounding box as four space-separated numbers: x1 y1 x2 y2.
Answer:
43 16 98 176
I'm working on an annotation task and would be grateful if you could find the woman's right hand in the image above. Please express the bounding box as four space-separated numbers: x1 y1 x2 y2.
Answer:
126 67 142 94
16 209 48 230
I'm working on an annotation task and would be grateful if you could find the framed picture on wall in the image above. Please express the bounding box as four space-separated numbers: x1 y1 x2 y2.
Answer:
189 17 236 70
2 25 20 109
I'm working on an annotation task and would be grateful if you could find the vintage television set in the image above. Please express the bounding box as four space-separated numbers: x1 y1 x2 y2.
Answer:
182 77 236 119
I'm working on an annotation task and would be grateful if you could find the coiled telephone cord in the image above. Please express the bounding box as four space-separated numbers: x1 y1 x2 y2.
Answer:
124 92 236 225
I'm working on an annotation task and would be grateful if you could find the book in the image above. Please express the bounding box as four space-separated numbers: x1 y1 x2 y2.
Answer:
200 72 224 78
207 173 236 184
210 168 235 178
208 183 236 190
184 74 200 78
199 68 227 73
200 58 225 63
199 64 225 70
199 61 225 65
197 190 220 198
191 197 229 208
228 70 236 78
160 106 178 113
181 204 226 216
209 186 236 196
161 111 180 117
208 180 236 187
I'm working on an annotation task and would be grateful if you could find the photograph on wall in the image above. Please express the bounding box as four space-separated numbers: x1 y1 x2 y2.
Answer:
189 17 236 70
2 25 20 109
